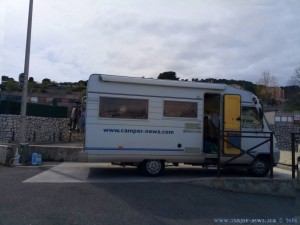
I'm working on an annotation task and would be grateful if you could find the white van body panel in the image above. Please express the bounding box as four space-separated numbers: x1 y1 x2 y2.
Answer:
84 74 279 165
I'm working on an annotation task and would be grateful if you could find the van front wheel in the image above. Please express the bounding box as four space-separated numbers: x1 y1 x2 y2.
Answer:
141 160 165 176
249 157 270 177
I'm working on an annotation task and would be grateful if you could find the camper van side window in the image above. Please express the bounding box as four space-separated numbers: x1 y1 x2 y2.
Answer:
164 101 197 118
99 97 148 119
241 107 262 129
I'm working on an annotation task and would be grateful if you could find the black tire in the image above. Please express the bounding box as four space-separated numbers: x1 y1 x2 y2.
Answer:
249 157 270 177
141 160 165 176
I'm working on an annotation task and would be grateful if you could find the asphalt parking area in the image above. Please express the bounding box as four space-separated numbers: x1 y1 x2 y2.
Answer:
23 162 293 183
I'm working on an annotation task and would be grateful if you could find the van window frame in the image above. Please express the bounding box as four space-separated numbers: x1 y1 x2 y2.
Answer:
163 100 197 118
241 106 263 129
99 97 148 119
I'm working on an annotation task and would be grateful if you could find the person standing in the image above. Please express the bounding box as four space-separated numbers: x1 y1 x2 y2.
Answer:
71 105 78 130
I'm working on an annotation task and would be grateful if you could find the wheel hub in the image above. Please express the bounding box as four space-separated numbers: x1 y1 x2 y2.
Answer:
146 161 161 174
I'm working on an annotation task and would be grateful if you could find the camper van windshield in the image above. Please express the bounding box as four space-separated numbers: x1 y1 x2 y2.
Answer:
241 107 262 129
99 97 148 119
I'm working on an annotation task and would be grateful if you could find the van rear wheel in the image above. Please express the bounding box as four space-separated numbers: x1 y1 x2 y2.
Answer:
141 160 165 176
249 157 270 177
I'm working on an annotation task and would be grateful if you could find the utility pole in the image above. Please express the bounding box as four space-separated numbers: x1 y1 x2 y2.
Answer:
19 0 33 143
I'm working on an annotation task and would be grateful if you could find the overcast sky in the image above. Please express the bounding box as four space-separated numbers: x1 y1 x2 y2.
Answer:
1 0 300 85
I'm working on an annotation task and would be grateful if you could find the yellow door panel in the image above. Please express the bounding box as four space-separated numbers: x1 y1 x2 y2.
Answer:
224 94 241 155
224 95 241 130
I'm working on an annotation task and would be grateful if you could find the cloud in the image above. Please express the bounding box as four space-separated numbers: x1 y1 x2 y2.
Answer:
2 0 300 86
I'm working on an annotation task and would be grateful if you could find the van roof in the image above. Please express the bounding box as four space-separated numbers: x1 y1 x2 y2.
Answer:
90 74 226 91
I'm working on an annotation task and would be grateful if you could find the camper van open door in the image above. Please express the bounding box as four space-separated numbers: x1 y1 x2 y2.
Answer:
223 94 241 155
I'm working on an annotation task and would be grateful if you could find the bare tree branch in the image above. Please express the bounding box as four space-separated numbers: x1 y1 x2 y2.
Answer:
288 66 300 86
257 71 278 87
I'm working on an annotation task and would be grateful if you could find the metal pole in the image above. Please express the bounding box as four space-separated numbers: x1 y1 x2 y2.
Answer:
292 133 296 179
217 131 221 178
19 0 33 144
269 132 274 179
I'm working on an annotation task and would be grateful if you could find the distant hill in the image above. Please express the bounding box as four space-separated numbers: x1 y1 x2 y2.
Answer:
192 78 256 94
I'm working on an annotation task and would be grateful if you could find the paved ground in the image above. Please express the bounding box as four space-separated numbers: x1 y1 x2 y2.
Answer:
0 164 298 225
23 162 293 183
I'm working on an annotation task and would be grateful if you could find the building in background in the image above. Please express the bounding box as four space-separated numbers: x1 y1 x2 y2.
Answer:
267 87 285 104
0 75 85 115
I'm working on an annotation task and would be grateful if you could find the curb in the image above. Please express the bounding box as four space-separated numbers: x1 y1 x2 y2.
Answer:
186 178 296 197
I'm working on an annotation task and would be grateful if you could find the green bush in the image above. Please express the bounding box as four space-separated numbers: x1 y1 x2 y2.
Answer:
0 100 68 118
0 100 20 115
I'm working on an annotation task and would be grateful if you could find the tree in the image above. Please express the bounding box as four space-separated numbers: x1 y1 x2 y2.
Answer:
288 66 300 86
1 75 9 83
256 72 278 105
285 66 300 109
1 76 10 90
19 73 25 87
192 77 256 94
42 78 51 84
5 79 20 91
41 78 51 88
78 80 87 86
28 77 34 82
28 77 37 90
257 72 277 87
158 71 179 80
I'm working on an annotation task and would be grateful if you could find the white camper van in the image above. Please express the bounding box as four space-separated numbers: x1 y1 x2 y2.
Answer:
84 74 279 177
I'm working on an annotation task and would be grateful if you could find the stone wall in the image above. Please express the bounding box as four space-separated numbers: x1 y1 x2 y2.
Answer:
1 114 299 149
0 114 72 144
270 124 300 150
